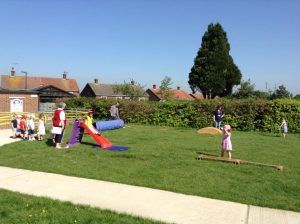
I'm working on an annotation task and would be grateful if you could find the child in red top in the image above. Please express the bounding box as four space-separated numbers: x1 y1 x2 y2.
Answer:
19 115 27 140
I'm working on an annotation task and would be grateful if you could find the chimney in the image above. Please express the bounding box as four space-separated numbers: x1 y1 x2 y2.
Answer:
63 71 67 79
11 67 15 77
177 86 180 90
153 84 156 89
94 78 99 84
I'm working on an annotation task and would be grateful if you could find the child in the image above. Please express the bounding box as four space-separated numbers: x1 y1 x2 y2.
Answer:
84 109 100 135
19 115 27 140
280 118 288 138
37 113 46 141
27 115 35 141
11 114 18 138
221 124 232 159
16 114 22 137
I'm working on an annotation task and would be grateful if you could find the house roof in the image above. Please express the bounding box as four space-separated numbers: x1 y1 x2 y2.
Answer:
190 93 204 100
87 83 125 97
84 82 147 97
147 88 194 101
0 89 39 94
0 75 80 93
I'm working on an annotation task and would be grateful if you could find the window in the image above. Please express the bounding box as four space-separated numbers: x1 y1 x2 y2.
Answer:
10 98 23 112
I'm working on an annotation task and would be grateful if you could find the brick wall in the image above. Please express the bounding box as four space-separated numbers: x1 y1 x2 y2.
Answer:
0 93 39 112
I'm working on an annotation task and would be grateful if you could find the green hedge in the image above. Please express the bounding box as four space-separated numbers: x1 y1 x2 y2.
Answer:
64 98 300 133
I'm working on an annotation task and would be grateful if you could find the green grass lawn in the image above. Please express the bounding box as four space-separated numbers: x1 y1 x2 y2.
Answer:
0 189 164 224
0 124 300 212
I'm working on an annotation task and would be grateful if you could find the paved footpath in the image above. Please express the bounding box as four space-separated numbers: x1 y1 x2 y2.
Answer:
1 130 300 224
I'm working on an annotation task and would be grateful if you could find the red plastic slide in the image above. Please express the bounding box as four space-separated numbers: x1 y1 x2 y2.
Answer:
80 123 113 148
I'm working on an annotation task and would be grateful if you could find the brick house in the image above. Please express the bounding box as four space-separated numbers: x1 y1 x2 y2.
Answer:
81 78 147 100
146 85 194 101
0 89 39 112
0 69 79 112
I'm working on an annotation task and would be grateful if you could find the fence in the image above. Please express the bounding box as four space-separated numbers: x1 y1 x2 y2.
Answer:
0 109 87 129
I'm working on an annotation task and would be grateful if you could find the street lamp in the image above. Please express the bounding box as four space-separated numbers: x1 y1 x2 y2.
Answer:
20 71 28 90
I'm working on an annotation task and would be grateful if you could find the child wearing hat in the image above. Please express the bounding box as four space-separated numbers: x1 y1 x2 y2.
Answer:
221 124 232 159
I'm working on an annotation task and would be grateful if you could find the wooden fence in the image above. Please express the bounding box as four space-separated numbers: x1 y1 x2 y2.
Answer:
0 109 87 129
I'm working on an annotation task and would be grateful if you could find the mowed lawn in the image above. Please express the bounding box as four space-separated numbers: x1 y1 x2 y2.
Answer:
0 124 300 212
0 189 164 224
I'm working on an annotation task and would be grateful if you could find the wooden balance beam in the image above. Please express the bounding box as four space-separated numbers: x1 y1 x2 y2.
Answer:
196 154 283 171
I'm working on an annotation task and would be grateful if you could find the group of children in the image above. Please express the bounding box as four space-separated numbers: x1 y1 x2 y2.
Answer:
11 113 46 141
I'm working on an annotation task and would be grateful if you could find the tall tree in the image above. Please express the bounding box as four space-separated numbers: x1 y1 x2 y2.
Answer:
188 23 242 98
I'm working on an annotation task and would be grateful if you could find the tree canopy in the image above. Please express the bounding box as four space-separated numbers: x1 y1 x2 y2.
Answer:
271 85 293 99
232 79 255 99
159 76 174 100
112 80 145 100
188 23 242 98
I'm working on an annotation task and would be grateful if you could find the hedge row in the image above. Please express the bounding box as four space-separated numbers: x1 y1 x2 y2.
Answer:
64 98 300 133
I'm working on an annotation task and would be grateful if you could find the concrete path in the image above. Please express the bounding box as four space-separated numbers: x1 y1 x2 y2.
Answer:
0 129 22 145
1 129 300 224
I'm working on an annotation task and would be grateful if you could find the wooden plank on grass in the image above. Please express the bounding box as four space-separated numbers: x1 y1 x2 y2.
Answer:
196 154 283 171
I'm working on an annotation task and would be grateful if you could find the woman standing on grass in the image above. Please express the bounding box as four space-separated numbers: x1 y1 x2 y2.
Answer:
213 106 225 129
221 124 232 159
52 102 67 148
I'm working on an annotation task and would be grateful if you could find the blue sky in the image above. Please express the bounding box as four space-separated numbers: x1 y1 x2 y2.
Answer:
0 0 299 94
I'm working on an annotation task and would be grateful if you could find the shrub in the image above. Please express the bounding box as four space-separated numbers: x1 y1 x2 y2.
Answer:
64 98 300 133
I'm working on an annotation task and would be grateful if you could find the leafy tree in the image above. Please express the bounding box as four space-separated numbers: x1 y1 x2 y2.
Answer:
294 94 300 100
159 76 174 100
112 80 145 100
271 85 293 99
253 90 270 99
188 23 242 99
232 79 255 99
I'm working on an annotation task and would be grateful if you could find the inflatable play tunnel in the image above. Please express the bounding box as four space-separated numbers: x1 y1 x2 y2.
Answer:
94 119 124 131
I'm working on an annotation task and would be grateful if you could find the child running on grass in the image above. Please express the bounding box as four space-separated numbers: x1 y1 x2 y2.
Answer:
221 124 232 159
280 118 288 138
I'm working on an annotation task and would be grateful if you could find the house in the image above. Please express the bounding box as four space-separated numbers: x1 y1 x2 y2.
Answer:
80 78 147 100
0 68 79 112
190 93 204 100
0 89 39 112
146 85 194 101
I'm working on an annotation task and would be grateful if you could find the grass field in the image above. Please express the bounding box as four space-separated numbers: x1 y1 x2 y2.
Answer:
0 189 164 224
0 124 300 212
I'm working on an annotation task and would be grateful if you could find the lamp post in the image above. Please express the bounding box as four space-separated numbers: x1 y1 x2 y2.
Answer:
20 71 28 90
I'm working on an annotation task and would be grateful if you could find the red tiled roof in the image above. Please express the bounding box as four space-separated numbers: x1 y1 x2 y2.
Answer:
148 88 194 101
190 93 204 99
172 89 194 100
0 75 79 93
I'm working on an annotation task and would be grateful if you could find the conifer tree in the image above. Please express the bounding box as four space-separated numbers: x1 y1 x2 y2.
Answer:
188 23 242 98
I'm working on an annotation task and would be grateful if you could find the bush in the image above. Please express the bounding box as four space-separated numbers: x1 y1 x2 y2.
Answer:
64 98 300 133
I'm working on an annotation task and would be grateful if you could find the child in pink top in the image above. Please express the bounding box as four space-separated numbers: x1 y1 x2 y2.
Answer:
221 124 232 159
